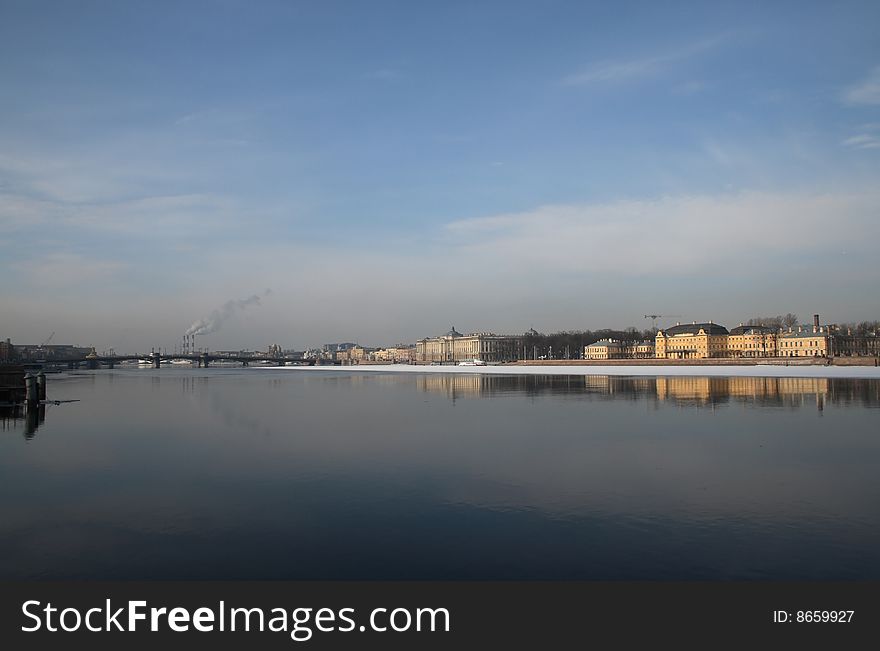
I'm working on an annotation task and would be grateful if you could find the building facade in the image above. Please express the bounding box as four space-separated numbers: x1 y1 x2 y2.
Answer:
371 346 416 362
727 325 778 358
655 322 730 359
584 339 655 360
584 339 624 360
0 338 14 363
778 327 830 357
832 332 880 357
415 327 522 363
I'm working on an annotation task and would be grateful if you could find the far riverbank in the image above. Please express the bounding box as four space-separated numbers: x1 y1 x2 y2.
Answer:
269 362 880 379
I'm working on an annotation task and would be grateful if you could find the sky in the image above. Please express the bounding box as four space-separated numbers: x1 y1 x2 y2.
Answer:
2 0 880 352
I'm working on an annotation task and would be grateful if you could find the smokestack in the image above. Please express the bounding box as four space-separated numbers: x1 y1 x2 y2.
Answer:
813 314 819 334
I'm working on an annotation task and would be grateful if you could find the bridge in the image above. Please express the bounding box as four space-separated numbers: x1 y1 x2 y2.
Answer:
25 352 341 370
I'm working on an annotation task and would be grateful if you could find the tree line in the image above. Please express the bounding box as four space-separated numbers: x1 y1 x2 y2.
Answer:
519 315 880 360
519 328 655 360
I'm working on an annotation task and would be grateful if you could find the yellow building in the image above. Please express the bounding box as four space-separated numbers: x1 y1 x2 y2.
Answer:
371 346 416 362
778 325 830 357
727 325 778 358
416 327 521 363
629 341 656 358
584 339 625 360
655 322 729 359
584 339 655 359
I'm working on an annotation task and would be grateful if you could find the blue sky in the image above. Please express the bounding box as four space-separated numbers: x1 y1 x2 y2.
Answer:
2 0 879 350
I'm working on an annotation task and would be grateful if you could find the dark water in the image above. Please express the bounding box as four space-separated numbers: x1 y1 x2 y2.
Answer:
1 369 879 580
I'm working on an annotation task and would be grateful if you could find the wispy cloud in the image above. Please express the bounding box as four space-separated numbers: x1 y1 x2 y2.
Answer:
0 190 236 238
11 252 126 288
842 66 880 105
561 35 728 86
842 133 880 150
842 122 880 150
444 189 880 275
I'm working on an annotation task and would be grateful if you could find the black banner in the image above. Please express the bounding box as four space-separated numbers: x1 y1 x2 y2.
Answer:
0 581 875 648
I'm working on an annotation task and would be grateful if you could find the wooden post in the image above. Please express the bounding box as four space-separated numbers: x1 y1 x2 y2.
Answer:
25 373 38 406
36 371 47 400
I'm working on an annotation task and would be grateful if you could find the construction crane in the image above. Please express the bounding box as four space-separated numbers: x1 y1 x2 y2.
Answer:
644 315 682 331
38 332 55 349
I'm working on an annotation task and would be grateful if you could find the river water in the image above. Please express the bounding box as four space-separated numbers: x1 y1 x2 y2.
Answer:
1 368 878 579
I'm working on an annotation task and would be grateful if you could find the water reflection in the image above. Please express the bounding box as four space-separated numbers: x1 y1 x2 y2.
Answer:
0 404 46 439
1 369 879 580
415 373 880 409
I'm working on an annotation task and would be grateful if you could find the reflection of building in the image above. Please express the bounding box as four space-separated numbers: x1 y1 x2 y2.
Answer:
417 373 486 397
656 375 831 407
416 327 521 363
410 372 876 409
655 376 728 401
655 322 730 359
584 339 655 359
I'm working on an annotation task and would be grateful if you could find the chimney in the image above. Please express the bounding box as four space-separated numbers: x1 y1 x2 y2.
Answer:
813 314 819 334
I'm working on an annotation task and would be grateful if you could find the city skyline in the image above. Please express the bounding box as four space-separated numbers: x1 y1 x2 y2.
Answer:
3 1 880 351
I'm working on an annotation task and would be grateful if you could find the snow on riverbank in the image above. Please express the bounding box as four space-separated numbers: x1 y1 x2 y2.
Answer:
266 363 880 379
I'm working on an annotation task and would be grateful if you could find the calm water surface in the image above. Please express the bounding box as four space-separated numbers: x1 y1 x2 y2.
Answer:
1 369 879 579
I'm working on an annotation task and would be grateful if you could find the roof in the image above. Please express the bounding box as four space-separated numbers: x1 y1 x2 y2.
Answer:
445 327 463 337
729 325 776 335
586 339 621 348
779 328 829 339
660 322 729 336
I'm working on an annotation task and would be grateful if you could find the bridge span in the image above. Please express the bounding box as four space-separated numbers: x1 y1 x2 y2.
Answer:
26 353 340 370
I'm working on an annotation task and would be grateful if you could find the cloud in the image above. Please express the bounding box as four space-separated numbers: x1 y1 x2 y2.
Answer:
11 253 126 288
443 190 880 275
0 190 235 238
843 66 880 105
563 57 666 85
5 185 880 349
842 134 880 150
562 35 727 86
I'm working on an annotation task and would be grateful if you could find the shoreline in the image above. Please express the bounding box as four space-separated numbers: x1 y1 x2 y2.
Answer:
262 363 880 379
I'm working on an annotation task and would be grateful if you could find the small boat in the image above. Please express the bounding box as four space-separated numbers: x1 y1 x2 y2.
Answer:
457 359 487 366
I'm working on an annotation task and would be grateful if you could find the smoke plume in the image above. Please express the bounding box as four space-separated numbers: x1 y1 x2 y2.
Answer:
185 290 271 336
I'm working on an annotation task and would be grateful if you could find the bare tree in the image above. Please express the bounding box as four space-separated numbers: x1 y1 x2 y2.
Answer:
747 315 784 329
782 313 799 329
